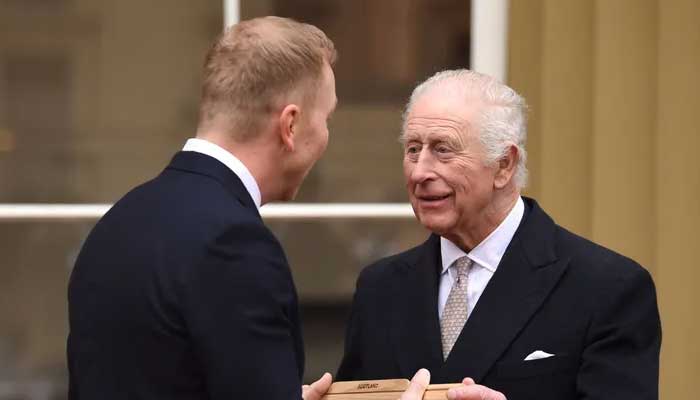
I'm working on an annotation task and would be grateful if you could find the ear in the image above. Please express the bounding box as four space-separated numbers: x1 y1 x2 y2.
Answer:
277 103 301 151
494 145 518 189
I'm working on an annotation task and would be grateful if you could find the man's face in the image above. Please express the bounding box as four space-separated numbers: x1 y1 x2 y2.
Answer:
402 91 499 239
282 62 337 200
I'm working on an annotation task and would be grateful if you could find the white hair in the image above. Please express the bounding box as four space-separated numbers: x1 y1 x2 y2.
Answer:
403 69 529 189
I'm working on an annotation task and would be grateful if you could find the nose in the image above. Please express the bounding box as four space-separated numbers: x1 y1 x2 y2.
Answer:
408 148 437 184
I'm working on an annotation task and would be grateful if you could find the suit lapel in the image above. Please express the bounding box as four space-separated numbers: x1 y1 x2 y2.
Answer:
437 198 570 383
391 235 444 378
166 151 260 216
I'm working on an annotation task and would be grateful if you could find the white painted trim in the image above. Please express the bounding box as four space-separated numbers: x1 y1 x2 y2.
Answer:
0 203 415 222
470 0 510 82
223 0 240 28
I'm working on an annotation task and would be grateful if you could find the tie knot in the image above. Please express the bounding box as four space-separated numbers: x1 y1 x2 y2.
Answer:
453 256 471 281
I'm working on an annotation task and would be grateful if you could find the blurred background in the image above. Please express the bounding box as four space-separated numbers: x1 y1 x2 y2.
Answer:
0 0 697 399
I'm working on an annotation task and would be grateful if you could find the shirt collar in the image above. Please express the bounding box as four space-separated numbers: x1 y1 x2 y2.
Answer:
182 138 262 209
440 196 525 274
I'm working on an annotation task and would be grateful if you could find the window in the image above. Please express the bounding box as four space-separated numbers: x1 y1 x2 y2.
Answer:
0 1 473 394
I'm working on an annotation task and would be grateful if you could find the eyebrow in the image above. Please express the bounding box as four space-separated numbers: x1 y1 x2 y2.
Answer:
400 131 466 150
400 132 419 144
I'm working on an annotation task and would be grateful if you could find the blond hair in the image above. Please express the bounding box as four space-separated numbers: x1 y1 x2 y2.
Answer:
198 16 337 140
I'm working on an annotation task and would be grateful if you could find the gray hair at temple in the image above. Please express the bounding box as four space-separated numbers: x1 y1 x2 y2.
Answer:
403 69 529 189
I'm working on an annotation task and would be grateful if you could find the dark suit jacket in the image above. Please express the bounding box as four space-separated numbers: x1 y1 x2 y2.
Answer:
337 197 660 400
68 151 304 399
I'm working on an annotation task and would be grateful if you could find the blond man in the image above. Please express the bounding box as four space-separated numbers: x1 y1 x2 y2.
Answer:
68 17 337 400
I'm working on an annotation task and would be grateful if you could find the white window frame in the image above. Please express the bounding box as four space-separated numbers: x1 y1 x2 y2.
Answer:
0 0 508 222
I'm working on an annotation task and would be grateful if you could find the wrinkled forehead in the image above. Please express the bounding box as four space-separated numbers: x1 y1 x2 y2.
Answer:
402 116 469 143
403 92 484 142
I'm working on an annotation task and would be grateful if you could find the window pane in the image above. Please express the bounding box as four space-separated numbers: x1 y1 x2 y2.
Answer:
0 1 222 202
0 223 87 398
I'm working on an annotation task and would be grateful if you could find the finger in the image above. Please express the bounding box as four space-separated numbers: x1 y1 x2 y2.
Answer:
302 372 333 400
447 385 506 400
461 377 476 385
447 385 479 400
400 368 431 400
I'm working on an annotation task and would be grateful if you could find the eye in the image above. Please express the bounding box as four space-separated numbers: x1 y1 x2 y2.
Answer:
405 144 421 154
435 144 452 154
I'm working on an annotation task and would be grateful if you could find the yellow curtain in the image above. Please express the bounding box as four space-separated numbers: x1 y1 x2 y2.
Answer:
509 1 700 398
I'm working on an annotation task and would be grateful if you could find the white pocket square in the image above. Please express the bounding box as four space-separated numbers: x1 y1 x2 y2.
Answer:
524 350 555 361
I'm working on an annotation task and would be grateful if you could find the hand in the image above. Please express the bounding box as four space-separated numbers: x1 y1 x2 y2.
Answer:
302 372 333 400
400 368 431 400
446 378 506 400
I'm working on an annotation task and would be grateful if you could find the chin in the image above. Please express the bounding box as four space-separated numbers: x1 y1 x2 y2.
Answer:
280 184 301 202
416 215 454 236
280 190 297 202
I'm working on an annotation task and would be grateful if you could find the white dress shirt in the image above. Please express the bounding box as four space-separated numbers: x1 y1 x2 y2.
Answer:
182 138 261 209
438 197 525 319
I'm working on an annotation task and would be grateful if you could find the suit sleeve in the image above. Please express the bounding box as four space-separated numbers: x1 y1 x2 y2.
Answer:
182 221 302 400
578 262 661 400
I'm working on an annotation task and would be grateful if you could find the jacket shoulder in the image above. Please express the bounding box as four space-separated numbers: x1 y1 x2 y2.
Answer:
554 225 652 283
357 241 427 288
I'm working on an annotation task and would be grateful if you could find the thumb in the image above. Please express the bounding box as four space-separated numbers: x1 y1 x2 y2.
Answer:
400 369 431 400
303 372 333 400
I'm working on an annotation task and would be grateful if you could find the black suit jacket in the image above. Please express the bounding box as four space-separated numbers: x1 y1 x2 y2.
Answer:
68 151 304 399
337 198 660 400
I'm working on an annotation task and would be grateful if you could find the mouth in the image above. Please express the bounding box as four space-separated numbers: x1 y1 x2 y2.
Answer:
415 193 450 207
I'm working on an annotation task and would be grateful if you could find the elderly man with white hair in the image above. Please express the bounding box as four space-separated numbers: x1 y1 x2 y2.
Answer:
337 70 661 400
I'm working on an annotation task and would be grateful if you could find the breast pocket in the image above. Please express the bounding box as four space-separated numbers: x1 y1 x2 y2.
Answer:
493 355 578 380
487 355 579 399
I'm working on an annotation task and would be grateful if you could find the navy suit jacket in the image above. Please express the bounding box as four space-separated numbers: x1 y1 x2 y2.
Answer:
337 198 661 400
68 151 304 399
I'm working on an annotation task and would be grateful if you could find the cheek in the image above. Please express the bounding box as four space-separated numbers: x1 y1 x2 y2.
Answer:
445 160 481 190
321 127 329 149
316 120 329 147
403 162 415 185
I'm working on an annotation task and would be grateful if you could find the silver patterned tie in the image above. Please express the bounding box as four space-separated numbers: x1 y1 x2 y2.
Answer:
440 256 472 360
